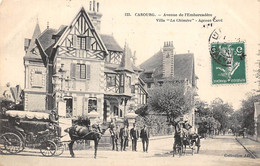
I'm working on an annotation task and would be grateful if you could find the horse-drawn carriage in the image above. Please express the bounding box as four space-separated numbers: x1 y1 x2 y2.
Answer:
0 110 64 157
172 120 201 157
173 132 200 157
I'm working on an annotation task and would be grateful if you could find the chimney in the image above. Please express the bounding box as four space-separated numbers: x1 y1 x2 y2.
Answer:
97 2 99 12
162 41 174 78
93 0 95 12
88 1 102 33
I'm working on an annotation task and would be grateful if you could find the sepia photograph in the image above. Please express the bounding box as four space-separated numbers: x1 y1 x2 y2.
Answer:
0 0 259 165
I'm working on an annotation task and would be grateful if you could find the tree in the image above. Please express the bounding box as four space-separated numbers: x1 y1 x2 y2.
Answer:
210 98 234 133
195 100 222 136
229 110 243 134
148 82 194 125
240 93 260 135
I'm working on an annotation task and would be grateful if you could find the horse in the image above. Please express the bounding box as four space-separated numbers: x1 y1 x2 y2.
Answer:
64 124 109 158
173 121 184 157
173 133 184 157
182 133 200 155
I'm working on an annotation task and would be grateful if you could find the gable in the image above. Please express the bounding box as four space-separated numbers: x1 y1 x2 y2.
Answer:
54 7 108 60
24 44 43 62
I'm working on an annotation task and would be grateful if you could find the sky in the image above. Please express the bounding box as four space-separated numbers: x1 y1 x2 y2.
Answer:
0 0 259 110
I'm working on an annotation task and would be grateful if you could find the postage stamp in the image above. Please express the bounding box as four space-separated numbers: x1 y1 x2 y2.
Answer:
210 42 246 84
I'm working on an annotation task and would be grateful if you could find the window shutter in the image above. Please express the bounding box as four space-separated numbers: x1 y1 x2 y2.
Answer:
86 37 91 50
76 64 80 79
87 65 91 80
84 97 88 114
73 97 77 116
70 63 76 79
73 35 77 48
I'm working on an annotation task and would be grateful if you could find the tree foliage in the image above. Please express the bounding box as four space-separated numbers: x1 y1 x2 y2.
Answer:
239 93 260 135
195 100 221 135
210 98 234 131
148 83 193 124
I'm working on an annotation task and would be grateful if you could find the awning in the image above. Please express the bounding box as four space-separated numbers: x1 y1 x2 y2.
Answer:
5 110 49 120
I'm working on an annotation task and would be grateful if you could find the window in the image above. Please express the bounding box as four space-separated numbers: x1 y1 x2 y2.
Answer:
147 83 151 88
120 109 123 117
128 76 131 87
71 63 90 80
114 106 118 116
77 36 86 49
131 85 135 93
120 74 124 86
146 73 152 78
76 64 86 79
88 97 97 113
106 74 116 87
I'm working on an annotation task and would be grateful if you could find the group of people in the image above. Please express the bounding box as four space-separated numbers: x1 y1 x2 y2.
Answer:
109 123 150 153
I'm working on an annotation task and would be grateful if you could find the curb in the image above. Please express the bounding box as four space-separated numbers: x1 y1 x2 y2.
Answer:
235 138 257 159
137 135 173 142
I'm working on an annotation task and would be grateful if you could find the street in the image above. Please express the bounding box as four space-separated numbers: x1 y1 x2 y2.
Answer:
0 135 259 166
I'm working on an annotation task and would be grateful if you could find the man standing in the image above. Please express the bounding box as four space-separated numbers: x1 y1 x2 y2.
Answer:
119 125 129 151
130 123 139 151
114 125 119 151
109 124 116 151
140 124 149 153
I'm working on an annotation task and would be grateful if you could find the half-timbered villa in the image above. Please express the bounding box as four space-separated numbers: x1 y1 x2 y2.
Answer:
23 2 147 127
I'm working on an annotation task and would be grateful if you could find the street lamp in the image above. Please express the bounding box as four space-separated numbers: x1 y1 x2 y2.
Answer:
52 64 71 116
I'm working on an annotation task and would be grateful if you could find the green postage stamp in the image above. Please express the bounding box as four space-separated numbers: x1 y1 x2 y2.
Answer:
210 42 246 84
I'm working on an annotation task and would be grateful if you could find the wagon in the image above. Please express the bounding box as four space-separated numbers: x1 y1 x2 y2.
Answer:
173 132 200 157
0 110 65 157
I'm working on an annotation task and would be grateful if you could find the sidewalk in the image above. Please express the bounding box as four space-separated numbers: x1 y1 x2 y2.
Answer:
236 137 260 158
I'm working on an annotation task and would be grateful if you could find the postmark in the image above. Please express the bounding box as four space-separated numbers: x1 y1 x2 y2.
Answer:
209 29 246 85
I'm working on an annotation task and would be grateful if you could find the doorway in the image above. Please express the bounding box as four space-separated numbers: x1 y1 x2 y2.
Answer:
64 98 73 118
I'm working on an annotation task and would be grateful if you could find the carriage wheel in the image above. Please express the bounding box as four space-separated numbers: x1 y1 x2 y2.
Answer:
55 141 65 156
15 131 26 153
0 134 10 154
40 140 57 157
0 133 22 154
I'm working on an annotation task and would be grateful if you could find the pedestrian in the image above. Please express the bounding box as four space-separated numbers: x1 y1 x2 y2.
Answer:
130 123 139 151
140 124 149 153
119 124 129 151
109 124 115 150
114 125 119 151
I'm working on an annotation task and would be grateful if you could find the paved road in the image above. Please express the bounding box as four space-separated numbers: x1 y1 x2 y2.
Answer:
0 135 259 166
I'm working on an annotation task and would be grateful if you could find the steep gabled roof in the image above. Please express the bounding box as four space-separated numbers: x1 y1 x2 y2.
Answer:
140 50 195 86
37 28 57 54
24 23 42 61
52 7 108 56
53 25 67 37
140 50 163 72
35 28 57 66
100 34 123 52
116 43 134 73
174 53 195 86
